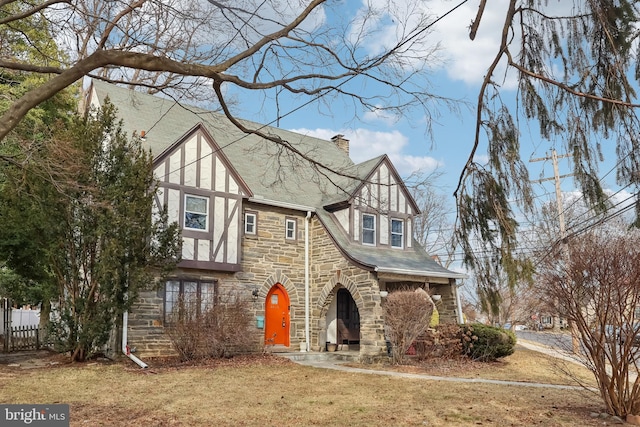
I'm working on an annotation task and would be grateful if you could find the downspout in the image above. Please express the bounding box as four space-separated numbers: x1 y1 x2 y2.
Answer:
454 281 465 324
122 311 148 369
304 211 311 351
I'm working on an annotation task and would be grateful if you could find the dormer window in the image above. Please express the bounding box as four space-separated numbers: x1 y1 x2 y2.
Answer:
184 195 208 231
362 213 376 245
391 219 404 248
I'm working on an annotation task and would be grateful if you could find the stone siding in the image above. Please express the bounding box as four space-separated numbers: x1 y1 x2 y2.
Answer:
127 202 451 361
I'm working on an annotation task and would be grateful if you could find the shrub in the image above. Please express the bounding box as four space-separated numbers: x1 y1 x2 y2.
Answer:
383 289 434 364
461 323 516 361
166 290 256 361
415 323 465 360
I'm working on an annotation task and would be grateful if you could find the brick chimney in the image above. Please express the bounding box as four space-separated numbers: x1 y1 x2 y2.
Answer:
331 134 350 156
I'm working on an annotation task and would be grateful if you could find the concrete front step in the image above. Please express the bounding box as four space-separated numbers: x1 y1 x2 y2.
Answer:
277 351 360 363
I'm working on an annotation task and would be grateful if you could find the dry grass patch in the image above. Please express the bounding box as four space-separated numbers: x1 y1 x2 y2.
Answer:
372 345 597 388
0 350 605 426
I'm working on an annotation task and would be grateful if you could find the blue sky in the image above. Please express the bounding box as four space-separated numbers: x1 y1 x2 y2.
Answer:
273 1 629 212
225 1 616 199
218 1 633 268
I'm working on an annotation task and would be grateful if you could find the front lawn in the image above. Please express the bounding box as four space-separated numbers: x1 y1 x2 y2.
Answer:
0 346 605 426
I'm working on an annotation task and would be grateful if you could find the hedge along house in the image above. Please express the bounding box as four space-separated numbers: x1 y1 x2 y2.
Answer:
87 80 467 361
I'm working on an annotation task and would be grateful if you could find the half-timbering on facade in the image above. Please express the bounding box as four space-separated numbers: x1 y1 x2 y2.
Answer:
88 80 466 361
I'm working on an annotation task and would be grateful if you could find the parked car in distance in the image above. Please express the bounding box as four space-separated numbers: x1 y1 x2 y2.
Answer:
503 323 512 330
514 324 527 331
618 323 640 346
592 324 619 343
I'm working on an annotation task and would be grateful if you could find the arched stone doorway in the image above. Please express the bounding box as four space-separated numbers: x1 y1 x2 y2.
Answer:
324 287 360 350
336 288 360 347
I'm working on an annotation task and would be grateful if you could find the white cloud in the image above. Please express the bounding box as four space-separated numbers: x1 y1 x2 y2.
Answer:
288 127 442 176
428 2 515 87
362 106 400 125
427 2 577 87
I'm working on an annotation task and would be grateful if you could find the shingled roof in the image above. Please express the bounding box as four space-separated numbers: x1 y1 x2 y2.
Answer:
89 79 465 281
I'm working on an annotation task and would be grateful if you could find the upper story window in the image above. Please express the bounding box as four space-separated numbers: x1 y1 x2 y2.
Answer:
362 213 376 245
391 219 404 248
245 212 257 235
285 218 297 240
184 195 208 231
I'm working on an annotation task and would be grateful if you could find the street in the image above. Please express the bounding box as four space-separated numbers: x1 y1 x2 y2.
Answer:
516 330 575 353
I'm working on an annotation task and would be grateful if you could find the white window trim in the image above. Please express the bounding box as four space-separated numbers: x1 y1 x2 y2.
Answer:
184 194 209 232
244 212 257 235
362 213 376 246
391 218 404 249
285 218 297 240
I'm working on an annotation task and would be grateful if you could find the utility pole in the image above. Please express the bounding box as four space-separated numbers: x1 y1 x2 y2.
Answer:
531 149 580 353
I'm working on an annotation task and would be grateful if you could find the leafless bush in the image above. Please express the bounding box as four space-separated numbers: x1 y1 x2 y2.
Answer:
415 323 466 360
384 289 434 364
537 229 640 417
166 290 256 361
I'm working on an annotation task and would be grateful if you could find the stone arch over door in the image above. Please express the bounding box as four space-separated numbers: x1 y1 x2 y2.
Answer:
256 270 300 306
317 272 370 352
317 273 363 317
255 270 301 347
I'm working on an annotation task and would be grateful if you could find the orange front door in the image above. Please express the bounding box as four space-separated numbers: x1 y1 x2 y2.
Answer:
265 283 290 347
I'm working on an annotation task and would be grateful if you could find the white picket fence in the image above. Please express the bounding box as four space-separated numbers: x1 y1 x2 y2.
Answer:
1 301 43 352
0 308 40 331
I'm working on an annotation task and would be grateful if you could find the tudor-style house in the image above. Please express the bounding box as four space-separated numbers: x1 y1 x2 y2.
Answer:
88 80 466 361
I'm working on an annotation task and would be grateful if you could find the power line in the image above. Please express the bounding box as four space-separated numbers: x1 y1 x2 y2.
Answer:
154 0 471 181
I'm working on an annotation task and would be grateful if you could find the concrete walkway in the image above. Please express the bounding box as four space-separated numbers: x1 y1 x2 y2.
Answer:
286 340 593 391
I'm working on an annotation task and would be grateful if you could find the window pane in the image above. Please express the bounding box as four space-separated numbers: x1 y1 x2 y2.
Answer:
391 219 403 248
363 230 375 244
362 214 375 244
286 220 295 239
363 214 374 229
186 196 207 213
185 196 208 230
165 281 180 317
183 282 197 305
200 282 215 312
245 213 255 234
185 212 207 230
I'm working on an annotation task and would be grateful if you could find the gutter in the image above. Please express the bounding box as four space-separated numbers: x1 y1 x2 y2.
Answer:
248 196 316 213
122 311 148 369
374 266 468 280
304 211 311 352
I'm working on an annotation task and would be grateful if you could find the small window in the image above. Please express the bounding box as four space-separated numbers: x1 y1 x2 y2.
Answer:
245 212 257 235
285 218 297 240
391 219 404 248
184 195 208 231
362 213 376 245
